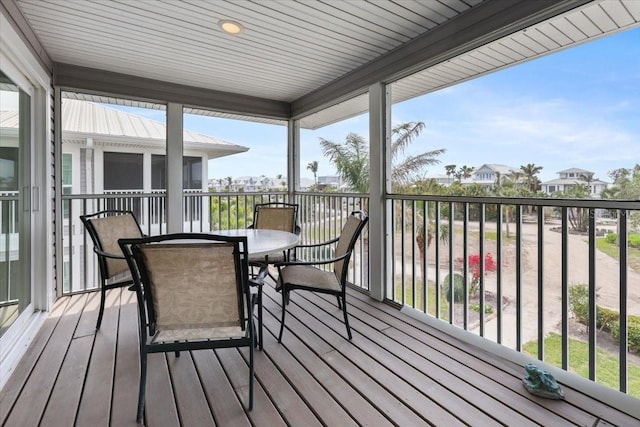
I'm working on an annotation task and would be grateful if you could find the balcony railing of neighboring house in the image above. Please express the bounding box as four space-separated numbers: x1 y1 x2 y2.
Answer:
389 193 639 397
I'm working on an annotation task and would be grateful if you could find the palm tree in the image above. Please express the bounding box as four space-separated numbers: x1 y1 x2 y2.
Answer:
319 133 370 193
460 165 474 180
321 122 446 290
306 161 319 184
578 171 596 196
390 122 446 187
319 122 445 192
444 164 456 183
520 163 543 192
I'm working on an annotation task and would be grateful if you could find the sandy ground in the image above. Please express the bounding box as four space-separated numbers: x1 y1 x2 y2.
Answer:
399 220 640 350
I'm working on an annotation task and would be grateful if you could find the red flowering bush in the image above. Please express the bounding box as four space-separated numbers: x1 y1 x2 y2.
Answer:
454 253 497 296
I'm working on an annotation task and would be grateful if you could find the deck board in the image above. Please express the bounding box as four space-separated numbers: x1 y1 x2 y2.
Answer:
3 293 86 427
144 353 180 427
1 281 638 427
0 296 69 426
75 288 121 427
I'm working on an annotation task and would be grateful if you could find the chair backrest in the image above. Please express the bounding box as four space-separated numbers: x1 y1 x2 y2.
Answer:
334 211 368 282
253 203 299 234
81 210 143 279
120 234 250 340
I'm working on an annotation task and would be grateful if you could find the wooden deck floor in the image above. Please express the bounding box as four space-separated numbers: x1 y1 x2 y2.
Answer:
1 280 638 427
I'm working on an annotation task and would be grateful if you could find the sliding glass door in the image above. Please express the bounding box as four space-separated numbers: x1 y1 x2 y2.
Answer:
0 70 31 337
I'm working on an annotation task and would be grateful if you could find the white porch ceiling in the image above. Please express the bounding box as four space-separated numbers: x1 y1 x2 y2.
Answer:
14 0 481 101
8 0 640 128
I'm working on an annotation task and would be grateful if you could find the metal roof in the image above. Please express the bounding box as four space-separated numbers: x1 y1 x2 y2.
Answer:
1 99 249 158
6 0 640 128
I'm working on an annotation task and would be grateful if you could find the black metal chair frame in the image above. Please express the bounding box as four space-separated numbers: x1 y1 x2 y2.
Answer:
119 233 262 424
248 201 301 262
275 211 368 341
247 202 300 348
80 209 144 330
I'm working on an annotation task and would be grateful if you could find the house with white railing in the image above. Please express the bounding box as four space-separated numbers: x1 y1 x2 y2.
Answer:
541 168 609 197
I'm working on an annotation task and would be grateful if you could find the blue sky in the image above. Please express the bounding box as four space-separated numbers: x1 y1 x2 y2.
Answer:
113 26 640 184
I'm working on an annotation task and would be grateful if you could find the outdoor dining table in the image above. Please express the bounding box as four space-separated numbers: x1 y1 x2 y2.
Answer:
213 229 300 349
213 228 300 258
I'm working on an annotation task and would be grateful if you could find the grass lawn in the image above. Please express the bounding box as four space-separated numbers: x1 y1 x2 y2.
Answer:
596 238 640 272
523 333 640 398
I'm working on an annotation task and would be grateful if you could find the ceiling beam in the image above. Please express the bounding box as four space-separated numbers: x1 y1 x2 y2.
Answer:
53 62 291 120
291 0 593 118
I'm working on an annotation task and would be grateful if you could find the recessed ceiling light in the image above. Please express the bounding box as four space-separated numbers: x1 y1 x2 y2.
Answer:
218 19 244 35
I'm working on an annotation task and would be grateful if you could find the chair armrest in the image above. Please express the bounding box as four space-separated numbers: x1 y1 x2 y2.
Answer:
293 236 339 250
275 250 351 269
93 247 126 260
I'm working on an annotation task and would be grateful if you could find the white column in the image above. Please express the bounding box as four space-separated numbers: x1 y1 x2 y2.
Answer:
166 103 183 233
287 118 300 199
368 82 391 302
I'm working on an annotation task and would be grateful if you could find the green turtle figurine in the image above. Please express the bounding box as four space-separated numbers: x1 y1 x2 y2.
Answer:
522 363 565 399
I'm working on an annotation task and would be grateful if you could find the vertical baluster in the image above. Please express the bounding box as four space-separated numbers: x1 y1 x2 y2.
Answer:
448 201 455 325
588 208 597 380
463 202 469 330
401 200 406 305
537 205 545 360
422 201 428 313
411 200 417 308
561 206 569 370
515 204 522 351
391 200 397 303
619 209 628 393
497 204 503 344
435 201 441 319
479 203 485 336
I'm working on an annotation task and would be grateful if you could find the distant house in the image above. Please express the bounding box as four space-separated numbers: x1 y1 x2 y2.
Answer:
208 175 289 192
427 164 520 188
58 99 248 196
8 99 247 291
470 164 520 188
429 174 454 186
541 168 608 197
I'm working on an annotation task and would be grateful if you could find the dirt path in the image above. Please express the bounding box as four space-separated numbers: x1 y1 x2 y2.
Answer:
398 221 640 349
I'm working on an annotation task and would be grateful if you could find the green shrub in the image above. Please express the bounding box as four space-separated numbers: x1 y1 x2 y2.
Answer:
470 303 494 314
597 306 619 331
611 315 640 353
443 273 465 303
568 284 589 322
606 232 640 249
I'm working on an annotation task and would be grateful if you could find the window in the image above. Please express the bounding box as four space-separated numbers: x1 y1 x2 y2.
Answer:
151 154 165 190
183 156 202 189
104 152 143 190
151 154 202 190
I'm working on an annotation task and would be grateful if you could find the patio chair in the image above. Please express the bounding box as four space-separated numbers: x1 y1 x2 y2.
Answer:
80 210 144 330
118 233 262 424
276 210 368 341
248 202 301 279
